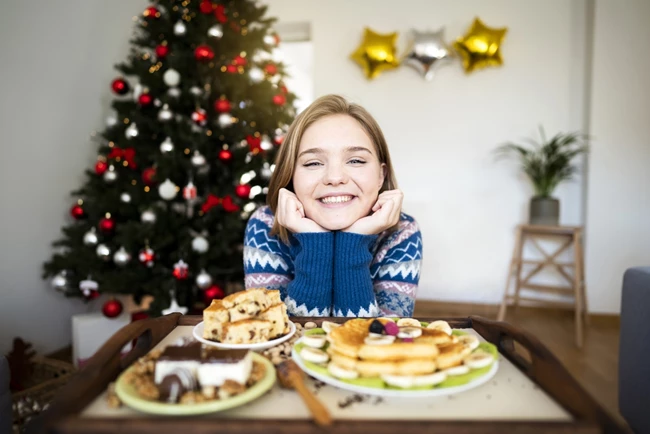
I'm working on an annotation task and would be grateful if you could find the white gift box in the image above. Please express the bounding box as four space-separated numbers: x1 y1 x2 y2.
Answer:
72 311 132 368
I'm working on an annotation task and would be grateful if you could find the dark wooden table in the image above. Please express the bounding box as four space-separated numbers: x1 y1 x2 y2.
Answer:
26 314 626 434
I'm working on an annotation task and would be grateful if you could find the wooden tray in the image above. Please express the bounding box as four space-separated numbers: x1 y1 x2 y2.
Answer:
27 314 625 434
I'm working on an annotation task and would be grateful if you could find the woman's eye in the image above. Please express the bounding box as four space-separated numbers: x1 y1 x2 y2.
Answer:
303 161 322 167
348 159 366 165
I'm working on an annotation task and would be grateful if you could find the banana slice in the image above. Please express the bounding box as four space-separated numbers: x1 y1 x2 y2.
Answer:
328 362 359 379
300 347 329 364
443 365 470 376
381 374 415 388
364 335 396 345
464 350 494 369
412 371 447 387
456 334 480 351
302 334 328 349
321 321 340 334
396 318 421 327
397 326 422 339
426 320 452 335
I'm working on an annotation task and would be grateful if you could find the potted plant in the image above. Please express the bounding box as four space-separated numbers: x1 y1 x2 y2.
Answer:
496 127 589 226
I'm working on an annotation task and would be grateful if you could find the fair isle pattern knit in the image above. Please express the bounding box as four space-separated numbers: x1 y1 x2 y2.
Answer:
243 205 422 317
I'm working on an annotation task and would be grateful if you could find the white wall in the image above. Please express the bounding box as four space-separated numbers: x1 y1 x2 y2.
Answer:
265 0 589 304
1 1 647 355
584 0 650 313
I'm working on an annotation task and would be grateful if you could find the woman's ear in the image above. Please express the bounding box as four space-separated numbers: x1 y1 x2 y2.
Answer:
379 163 387 190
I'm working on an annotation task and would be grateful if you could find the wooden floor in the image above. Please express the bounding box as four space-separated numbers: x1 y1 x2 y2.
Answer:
414 301 630 431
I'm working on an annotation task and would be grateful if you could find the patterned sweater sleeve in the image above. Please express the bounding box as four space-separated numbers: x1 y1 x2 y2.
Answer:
370 214 423 317
243 207 333 316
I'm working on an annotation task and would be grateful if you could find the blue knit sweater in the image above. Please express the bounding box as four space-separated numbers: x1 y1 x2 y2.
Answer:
243 206 423 317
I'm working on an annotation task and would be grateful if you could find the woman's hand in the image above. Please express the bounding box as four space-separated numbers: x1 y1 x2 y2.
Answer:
343 189 403 235
276 188 327 233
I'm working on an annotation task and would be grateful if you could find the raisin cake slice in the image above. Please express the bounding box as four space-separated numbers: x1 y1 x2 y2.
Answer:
203 299 230 341
221 319 272 344
257 303 290 338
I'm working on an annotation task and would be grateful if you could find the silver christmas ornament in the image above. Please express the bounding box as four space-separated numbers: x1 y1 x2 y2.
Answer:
163 68 181 87
141 209 156 223
191 150 206 166
158 104 173 122
103 165 118 183
174 21 187 35
113 246 131 266
192 235 209 253
168 87 181 98
208 24 224 38
83 227 98 246
125 122 139 138
158 178 178 200
190 86 202 96
96 243 111 260
51 271 68 292
249 67 264 83
160 137 174 153
195 269 212 289
260 136 273 150
120 192 131 203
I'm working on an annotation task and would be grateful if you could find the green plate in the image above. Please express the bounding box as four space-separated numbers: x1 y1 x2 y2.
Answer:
115 352 275 415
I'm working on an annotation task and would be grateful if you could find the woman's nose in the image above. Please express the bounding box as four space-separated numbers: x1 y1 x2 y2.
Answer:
322 164 348 185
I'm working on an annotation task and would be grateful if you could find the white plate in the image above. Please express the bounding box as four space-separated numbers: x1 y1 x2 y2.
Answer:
291 336 499 398
193 320 296 351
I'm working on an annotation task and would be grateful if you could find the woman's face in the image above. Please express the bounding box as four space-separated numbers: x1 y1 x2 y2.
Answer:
292 114 386 231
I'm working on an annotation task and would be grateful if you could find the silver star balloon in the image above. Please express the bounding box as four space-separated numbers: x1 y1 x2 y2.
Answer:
403 28 453 81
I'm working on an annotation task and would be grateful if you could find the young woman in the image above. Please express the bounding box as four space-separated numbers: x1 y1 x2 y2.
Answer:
243 94 422 317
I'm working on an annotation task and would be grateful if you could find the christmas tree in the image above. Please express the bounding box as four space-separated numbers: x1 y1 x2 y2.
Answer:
42 0 297 317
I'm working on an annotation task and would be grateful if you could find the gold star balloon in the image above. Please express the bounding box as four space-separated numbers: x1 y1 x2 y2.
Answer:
350 27 400 80
454 18 508 74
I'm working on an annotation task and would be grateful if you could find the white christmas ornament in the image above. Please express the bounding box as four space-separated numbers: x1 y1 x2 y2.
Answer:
103 165 118 183
249 67 264 83
51 271 68 292
158 104 173 122
96 244 111 260
218 113 233 128
79 278 99 297
163 68 181 87
191 150 206 166
125 122 138 139
120 192 131 203
141 209 156 223
83 228 98 246
195 269 212 288
106 112 118 127
192 235 209 253
168 87 181 98
160 137 174 153
133 83 143 101
158 179 178 200
264 34 277 45
113 246 131 266
174 21 187 35
260 136 273 150
190 86 202 96
208 24 224 38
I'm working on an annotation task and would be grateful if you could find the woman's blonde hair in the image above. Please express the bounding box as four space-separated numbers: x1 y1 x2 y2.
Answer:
267 94 399 243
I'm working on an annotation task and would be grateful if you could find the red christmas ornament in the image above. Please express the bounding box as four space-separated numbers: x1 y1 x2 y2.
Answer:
85 289 100 300
138 93 153 106
194 45 215 62
214 98 231 113
70 204 85 220
142 167 156 185
183 181 197 200
155 44 169 58
221 195 240 213
139 247 155 267
201 194 220 213
172 260 189 280
199 0 214 14
192 108 208 126
264 64 277 75
99 216 115 233
204 285 225 304
246 135 261 152
218 149 232 162
111 78 129 95
95 160 108 175
143 6 159 18
226 65 238 74
214 4 227 23
102 299 123 318
272 94 286 106
280 84 289 94
235 184 251 199
233 55 247 67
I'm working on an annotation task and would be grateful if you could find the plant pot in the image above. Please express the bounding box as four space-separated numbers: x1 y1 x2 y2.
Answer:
529 197 559 226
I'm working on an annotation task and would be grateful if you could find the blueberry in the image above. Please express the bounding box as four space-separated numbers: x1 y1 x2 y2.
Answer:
369 319 384 335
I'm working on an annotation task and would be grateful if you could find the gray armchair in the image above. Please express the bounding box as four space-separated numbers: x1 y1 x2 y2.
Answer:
619 267 650 434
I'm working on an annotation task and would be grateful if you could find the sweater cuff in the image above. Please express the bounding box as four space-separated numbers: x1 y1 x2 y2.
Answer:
287 232 334 313
333 232 379 316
